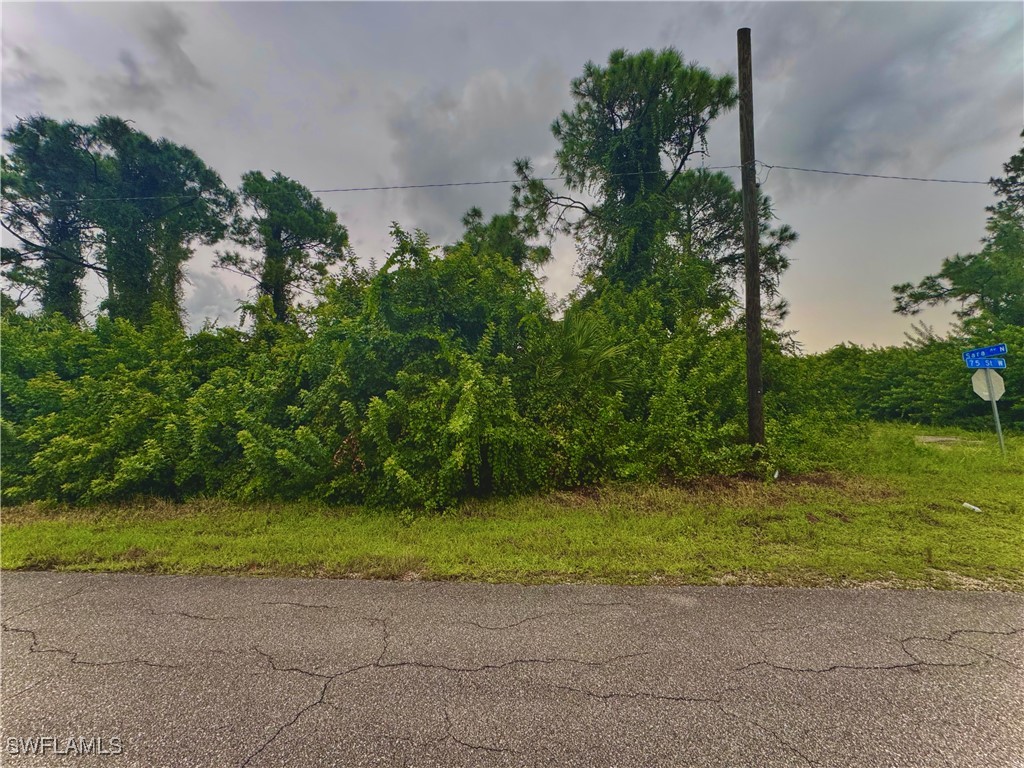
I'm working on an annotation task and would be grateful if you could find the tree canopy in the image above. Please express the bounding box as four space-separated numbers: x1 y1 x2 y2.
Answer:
512 46 795 318
91 116 237 325
2 115 236 326
1 116 103 322
893 133 1024 328
217 171 351 322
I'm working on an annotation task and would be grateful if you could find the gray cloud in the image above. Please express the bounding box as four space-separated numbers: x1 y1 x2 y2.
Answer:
141 4 210 89
733 2 847 83
183 266 247 331
387 62 569 244
101 50 165 112
751 2 1022 201
94 4 211 116
1 43 67 114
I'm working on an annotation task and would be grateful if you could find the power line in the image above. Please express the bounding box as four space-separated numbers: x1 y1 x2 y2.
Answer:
311 163 993 191
312 178 551 193
309 166 744 193
0 167 741 207
1 193 201 204
758 162 989 185
0 162 991 208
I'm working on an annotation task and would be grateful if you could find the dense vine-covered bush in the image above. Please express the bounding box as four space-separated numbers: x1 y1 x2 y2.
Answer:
6 222 1012 510
2 226 827 509
802 321 1023 428
2 309 194 502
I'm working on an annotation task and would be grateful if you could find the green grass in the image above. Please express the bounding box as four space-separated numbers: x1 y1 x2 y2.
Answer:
2 423 1022 589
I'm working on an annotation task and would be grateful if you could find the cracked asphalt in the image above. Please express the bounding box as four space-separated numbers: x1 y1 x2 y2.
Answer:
1 573 1021 767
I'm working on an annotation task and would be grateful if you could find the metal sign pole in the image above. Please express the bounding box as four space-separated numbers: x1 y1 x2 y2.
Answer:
983 368 1007 458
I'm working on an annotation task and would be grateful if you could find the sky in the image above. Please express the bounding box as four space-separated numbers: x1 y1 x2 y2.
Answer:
2 1 1021 352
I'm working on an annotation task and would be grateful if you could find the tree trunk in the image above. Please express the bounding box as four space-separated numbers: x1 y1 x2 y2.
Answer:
261 226 288 322
105 229 153 326
41 219 84 323
152 228 187 325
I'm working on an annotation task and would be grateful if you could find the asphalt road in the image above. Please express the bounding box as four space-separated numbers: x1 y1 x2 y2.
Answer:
1 573 1021 768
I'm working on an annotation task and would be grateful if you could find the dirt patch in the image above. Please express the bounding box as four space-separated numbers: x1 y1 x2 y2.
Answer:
777 472 900 502
667 475 755 494
637 471 900 510
549 487 604 507
928 570 1024 592
776 472 844 488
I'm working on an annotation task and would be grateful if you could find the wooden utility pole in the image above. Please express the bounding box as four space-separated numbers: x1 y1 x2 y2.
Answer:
737 27 765 447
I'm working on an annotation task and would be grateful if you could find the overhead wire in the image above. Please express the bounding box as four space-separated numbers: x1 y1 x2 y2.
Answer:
0 166 745 207
308 166 745 193
0 162 991 209
756 162 989 185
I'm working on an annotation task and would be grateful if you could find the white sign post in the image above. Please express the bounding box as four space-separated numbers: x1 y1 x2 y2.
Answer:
972 369 1006 457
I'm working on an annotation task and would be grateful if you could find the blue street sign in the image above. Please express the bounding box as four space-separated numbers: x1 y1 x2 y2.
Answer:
963 343 1008 361
966 357 1007 369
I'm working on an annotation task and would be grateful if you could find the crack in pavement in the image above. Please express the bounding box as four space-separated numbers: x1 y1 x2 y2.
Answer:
718 704 819 767
369 615 648 673
375 652 648 675
547 681 726 705
238 616 646 766
4 680 42 698
143 608 236 622
1 584 94 622
240 677 330 768
442 706 514 755
308 704 514 759
902 627 1023 669
734 628 1022 675
250 645 374 681
541 674 811 764
462 613 558 631
371 614 390 665
390 606 646 672
374 731 418 768
241 640 384 767
735 653 974 675
461 601 638 632
1 624 180 670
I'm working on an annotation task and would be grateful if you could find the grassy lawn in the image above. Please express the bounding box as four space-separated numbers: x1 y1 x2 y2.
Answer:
2 423 1021 589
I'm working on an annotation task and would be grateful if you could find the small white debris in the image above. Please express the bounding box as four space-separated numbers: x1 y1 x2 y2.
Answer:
773 469 780 480
962 503 981 512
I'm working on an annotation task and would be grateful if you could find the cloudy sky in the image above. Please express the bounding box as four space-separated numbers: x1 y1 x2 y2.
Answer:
2 1 1021 351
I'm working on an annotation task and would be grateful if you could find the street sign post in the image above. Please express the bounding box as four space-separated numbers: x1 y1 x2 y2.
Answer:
964 344 1008 458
